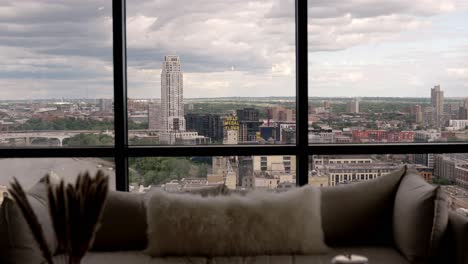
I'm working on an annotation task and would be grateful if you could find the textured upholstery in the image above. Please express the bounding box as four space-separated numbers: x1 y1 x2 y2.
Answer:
321 165 406 246
55 247 409 264
393 170 449 262
443 211 468 264
146 186 327 257
92 191 147 251
0 179 57 264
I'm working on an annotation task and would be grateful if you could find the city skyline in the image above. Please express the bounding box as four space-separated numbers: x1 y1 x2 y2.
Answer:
0 0 467 99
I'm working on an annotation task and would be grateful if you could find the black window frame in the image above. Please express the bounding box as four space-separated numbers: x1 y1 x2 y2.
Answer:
0 0 467 191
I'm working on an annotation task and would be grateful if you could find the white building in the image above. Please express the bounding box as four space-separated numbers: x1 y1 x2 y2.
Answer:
159 131 210 145
449 120 468 130
415 129 441 142
161 55 185 132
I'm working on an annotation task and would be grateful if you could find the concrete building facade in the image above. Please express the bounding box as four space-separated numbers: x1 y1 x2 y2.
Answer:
161 55 185 132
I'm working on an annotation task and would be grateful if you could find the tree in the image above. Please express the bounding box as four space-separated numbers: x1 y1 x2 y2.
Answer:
63 133 113 146
128 157 210 186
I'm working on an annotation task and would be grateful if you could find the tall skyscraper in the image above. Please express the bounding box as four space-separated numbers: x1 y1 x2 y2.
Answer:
346 98 359 113
161 55 185 132
431 85 444 127
459 98 468 119
414 104 423 124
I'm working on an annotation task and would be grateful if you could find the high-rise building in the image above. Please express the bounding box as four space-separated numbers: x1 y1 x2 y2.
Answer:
237 108 262 143
459 107 468 120
161 55 185 132
185 113 224 142
346 98 359 113
98 98 113 112
148 102 162 130
271 107 295 122
431 85 444 127
459 98 468 119
415 105 423 124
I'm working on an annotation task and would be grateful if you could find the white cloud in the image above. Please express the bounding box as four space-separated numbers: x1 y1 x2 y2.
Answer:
447 68 468 78
0 0 467 98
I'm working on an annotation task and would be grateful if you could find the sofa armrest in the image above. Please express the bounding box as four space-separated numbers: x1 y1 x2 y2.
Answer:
441 211 468 264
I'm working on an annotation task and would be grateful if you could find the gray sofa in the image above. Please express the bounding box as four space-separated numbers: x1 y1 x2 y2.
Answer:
1 166 467 264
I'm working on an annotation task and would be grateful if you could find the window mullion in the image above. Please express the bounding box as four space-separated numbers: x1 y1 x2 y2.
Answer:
112 0 129 191
296 0 309 186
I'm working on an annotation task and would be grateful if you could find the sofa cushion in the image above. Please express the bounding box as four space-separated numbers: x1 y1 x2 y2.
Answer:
59 247 409 264
321 165 406 246
92 191 147 251
211 247 409 264
54 251 206 264
393 169 449 262
0 177 57 264
146 186 328 257
92 185 232 252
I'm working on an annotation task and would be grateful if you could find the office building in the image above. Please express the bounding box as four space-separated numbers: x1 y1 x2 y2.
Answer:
449 120 468 130
185 113 224 142
148 102 162 130
431 85 444 127
414 105 423 124
237 108 262 143
346 98 359 113
253 156 296 176
161 55 185 132
272 107 295 122
98 98 113 112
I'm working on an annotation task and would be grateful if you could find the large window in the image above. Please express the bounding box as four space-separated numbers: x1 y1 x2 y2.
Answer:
0 0 467 209
129 156 296 192
0 1 114 148
126 0 296 146
307 0 468 144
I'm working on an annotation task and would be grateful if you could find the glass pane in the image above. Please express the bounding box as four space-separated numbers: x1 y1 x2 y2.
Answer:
127 0 296 145
308 1 468 144
0 158 116 204
309 154 468 212
129 156 296 192
0 1 114 147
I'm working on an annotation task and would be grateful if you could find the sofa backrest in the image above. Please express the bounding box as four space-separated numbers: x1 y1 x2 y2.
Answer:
320 165 406 246
94 168 406 251
91 184 231 251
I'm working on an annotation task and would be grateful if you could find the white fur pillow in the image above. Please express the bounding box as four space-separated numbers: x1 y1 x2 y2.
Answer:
145 186 328 257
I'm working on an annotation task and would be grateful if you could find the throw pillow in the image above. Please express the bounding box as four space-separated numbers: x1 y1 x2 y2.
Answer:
0 176 57 263
393 168 449 262
92 191 147 251
145 186 328 257
321 165 406 246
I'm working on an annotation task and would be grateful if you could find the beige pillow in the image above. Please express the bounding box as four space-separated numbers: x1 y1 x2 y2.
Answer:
0 177 57 263
92 191 147 251
321 165 406 246
393 169 449 262
146 186 328 257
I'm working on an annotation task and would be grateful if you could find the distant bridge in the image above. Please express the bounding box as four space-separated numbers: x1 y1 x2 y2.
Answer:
0 130 113 146
0 129 159 146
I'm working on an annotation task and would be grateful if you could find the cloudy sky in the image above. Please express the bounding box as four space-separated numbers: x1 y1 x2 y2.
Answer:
0 0 467 99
